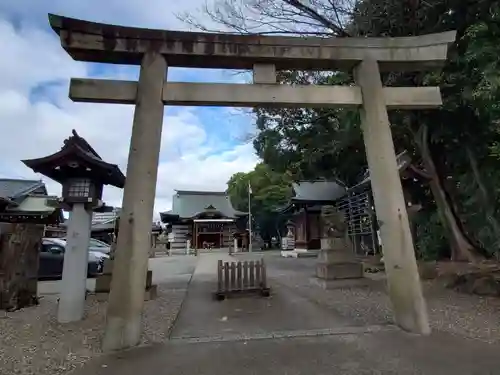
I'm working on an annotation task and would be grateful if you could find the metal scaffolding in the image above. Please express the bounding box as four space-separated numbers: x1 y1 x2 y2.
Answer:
335 189 379 256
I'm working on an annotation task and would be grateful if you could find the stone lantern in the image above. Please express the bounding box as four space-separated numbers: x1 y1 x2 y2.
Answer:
285 220 295 239
279 220 295 252
22 130 125 323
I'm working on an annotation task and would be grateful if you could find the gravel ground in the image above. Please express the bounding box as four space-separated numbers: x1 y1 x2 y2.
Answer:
0 282 190 375
266 256 500 344
4 253 500 374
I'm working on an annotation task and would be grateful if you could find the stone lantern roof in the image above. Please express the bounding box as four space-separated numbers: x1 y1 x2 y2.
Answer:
22 130 125 188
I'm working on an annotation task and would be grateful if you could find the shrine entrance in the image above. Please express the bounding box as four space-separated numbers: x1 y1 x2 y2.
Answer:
193 218 234 249
48 13 456 351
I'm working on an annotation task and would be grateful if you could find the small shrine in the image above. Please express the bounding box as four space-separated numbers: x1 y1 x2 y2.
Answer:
279 180 347 258
22 130 125 323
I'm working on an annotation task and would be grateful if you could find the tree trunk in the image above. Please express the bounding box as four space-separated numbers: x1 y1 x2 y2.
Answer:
416 125 480 262
0 223 44 311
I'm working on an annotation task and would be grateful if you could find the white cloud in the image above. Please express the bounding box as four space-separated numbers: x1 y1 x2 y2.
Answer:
0 3 259 220
0 0 218 31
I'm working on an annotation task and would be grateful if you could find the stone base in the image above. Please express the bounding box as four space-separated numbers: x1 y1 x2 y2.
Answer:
95 274 112 293
316 261 364 280
317 247 356 264
281 249 320 258
95 266 153 293
95 284 158 302
310 277 370 290
144 284 158 301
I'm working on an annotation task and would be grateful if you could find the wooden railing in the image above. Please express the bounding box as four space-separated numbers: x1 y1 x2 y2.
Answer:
215 259 270 300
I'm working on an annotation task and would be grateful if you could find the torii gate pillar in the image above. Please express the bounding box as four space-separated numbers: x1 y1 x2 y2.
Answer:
355 59 430 334
102 52 167 351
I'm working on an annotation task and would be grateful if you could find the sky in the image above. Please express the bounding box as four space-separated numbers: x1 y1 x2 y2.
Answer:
0 0 259 220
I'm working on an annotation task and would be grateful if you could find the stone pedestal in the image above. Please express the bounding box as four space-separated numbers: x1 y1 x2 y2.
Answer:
95 258 114 294
95 259 155 301
316 237 363 281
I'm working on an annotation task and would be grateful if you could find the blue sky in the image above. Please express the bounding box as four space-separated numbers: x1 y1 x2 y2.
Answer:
0 0 259 217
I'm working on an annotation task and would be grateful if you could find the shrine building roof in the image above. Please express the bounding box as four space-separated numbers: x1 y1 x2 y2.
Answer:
0 179 47 206
160 190 246 223
0 178 63 224
276 180 347 213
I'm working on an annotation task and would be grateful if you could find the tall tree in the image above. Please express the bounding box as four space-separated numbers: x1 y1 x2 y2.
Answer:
227 163 293 244
187 0 500 261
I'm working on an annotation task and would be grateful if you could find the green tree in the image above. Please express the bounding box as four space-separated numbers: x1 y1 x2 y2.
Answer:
226 163 293 245
187 0 500 260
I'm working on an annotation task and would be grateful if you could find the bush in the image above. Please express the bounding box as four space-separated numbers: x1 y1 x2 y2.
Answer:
414 211 449 260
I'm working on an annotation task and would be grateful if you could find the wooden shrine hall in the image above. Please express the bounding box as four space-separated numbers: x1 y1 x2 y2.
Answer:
279 180 347 256
160 190 248 250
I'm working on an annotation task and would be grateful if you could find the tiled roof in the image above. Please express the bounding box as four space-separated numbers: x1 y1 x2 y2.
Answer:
0 179 46 201
292 180 347 202
274 180 347 213
163 190 246 219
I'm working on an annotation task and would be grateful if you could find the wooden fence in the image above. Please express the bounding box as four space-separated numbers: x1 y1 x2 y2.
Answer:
215 259 270 300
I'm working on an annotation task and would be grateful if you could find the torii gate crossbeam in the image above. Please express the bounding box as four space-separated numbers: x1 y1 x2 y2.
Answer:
47 13 456 351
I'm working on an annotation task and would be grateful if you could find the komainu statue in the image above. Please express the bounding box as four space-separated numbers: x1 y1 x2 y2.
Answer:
316 205 364 284
321 205 347 239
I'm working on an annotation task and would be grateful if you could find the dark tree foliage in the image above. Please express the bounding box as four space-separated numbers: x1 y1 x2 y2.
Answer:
187 0 500 260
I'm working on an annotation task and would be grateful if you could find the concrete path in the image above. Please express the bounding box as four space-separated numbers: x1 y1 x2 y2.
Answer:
73 252 500 375
170 253 370 340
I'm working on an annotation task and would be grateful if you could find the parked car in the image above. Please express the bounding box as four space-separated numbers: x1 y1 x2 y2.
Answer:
63 237 111 255
38 238 109 280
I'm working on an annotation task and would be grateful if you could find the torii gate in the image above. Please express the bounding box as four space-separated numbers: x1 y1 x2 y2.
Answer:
48 14 455 351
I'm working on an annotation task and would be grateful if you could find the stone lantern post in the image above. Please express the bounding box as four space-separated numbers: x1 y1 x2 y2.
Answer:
284 220 295 250
23 130 125 323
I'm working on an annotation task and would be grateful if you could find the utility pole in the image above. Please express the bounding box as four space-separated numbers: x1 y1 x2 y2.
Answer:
248 181 252 253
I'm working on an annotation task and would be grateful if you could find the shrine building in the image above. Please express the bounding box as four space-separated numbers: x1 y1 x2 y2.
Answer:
160 190 247 250
279 180 347 254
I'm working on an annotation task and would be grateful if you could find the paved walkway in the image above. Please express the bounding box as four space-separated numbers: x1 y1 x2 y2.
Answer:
74 252 500 374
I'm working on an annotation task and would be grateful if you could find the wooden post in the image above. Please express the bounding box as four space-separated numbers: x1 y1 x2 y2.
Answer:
103 51 167 351
217 260 223 292
237 262 242 290
223 262 230 292
249 261 255 287
261 259 267 289
354 59 430 335
243 261 249 289
230 263 236 289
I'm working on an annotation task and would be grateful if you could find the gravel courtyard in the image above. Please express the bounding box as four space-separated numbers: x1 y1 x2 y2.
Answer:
0 255 197 375
71 251 500 375
2 251 500 374
259 252 500 344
